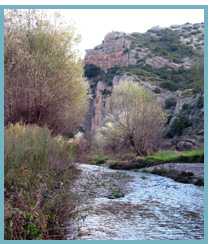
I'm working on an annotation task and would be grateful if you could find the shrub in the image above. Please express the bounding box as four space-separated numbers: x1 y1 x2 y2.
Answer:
182 103 191 111
96 80 166 155
4 10 88 135
167 115 192 137
5 123 79 239
104 67 122 86
160 81 178 91
132 28 194 62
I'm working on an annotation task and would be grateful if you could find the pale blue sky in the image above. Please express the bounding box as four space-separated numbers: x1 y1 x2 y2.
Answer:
46 9 204 57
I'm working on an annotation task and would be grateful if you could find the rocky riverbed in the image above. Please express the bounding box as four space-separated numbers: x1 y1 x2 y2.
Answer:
66 164 204 240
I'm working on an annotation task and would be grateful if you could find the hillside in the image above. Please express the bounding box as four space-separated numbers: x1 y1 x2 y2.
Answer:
84 22 204 150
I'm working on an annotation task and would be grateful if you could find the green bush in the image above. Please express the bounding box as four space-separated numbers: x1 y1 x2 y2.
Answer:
132 28 194 62
142 65 200 91
160 81 178 91
104 67 122 86
167 114 192 137
5 123 79 239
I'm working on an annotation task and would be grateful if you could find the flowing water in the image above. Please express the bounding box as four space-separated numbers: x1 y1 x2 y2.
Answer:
66 164 204 240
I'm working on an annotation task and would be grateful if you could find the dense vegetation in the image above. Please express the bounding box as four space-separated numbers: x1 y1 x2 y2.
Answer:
4 10 88 240
4 11 204 240
131 28 194 62
106 148 204 171
85 60 204 93
94 81 166 155
5 123 79 239
5 10 88 135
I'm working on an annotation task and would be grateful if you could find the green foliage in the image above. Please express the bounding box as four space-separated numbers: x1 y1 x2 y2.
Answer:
167 115 192 137
5 123 79 239
108 148 204 170
143 148 204 164
144 65 195 91
131 28 194 62
4 10 88 135
117 63 203 92
121 65 160 80
160 81 178 91
104 67 122 86
114 61 204 92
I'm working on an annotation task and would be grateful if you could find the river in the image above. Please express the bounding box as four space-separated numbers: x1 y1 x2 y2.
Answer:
66 163 204 240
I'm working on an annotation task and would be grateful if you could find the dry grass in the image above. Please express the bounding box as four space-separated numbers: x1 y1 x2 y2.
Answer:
5 123 79 239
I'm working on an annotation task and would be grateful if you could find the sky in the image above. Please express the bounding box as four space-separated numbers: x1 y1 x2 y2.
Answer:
45 9 204 57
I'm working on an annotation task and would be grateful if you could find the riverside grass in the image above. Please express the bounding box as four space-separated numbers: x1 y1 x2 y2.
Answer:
4 123 79 240
142 148 204 164
108 148 204 170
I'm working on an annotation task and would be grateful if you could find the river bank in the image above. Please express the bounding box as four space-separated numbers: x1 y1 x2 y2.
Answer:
89 149 204 186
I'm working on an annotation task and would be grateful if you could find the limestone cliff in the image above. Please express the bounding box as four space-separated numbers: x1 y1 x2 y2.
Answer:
84 23 204 150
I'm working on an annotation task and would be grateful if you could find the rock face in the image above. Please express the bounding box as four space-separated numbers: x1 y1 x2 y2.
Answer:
91 81 107 131
85 32 131 70
85 23 204 72
84 23 204 149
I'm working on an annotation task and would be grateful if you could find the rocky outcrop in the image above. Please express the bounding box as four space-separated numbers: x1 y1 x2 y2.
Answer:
85 23 204 72
85 32 131 70
84 23 204 149
145 56 184 69
91 81 107 131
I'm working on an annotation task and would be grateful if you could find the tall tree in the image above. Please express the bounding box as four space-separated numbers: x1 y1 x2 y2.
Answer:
4 10 88 135
98 80 166 155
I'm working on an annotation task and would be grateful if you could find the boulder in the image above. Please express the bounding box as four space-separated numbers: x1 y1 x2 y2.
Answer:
176 140 195 151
